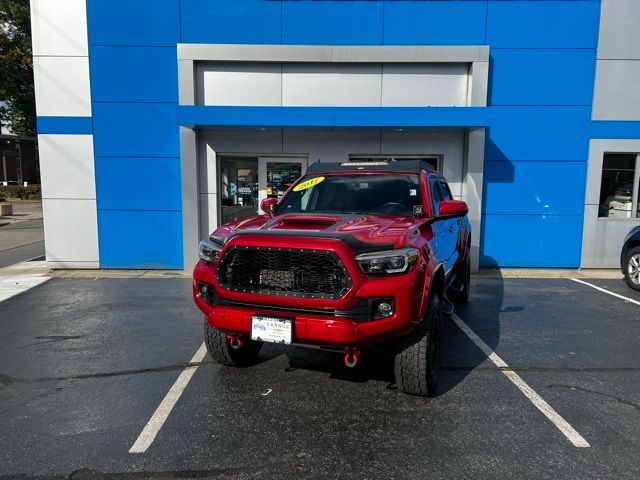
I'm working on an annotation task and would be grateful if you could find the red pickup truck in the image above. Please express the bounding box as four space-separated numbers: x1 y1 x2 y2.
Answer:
193 160 471 396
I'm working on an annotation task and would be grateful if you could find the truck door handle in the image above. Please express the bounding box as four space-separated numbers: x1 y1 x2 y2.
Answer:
448 225 454 233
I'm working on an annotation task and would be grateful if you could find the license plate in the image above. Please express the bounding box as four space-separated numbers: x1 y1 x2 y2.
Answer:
251 316 293 344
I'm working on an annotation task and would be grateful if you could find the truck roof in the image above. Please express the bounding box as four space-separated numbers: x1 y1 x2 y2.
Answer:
306 159 435 174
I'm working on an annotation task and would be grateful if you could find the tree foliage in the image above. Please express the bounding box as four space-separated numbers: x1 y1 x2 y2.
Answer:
0 0 35 137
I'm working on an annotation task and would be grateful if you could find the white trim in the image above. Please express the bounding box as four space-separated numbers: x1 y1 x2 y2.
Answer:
30 0 88 57
39 135 96 200
33 56 92 117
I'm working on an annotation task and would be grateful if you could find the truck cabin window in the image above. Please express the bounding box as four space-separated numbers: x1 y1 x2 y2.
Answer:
278 174 422 216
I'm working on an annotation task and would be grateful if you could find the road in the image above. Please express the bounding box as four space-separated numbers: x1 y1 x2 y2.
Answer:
0 218 45 268
0 200 45 268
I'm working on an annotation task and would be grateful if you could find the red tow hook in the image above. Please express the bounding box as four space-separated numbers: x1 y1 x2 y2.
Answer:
226 334 243 350
344 347 360 368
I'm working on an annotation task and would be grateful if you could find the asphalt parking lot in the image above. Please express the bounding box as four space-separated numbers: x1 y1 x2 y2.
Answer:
0 274 639 479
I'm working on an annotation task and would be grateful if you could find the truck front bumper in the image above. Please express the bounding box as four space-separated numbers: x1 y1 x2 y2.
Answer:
194 260 426 348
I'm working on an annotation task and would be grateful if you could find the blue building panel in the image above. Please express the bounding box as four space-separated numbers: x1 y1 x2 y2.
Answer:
90 46 178 103
92 103 179 158
480 214 584 268
489 49 596 106
383 0 487 46
95 157 182 211
98 210 184 269
485 106 592 162
87 0 180 46
486 0 600 49
180 0 282 44
36 117 93 135
591 121 640 139
282 0 383 45
483 161 587 216
177 106 489 128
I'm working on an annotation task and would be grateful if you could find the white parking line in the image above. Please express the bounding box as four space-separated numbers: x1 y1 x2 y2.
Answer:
451 313 590 448
129 343 207 454
570 278 640 306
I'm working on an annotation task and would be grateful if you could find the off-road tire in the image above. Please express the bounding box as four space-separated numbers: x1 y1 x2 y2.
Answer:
623 246 640 291
393 294 442 397
449 248 470 306
203 320 263 367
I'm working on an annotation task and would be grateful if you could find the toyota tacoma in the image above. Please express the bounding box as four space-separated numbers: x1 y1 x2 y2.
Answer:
193 160 471 396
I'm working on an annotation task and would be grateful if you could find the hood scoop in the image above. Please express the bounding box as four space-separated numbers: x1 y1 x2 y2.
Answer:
267 215 341 232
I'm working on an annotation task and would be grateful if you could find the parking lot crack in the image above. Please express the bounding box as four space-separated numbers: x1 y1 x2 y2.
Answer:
0 372 19 385
0 361 214 386
548 383 640 411
60 465 284 479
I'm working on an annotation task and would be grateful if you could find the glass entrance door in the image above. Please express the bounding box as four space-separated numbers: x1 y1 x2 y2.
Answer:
219 156 259 224
218 156 307 225
258 157 307 206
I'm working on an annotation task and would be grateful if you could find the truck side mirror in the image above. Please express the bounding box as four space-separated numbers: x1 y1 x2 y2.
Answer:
260 197 278 214
438 200 468 218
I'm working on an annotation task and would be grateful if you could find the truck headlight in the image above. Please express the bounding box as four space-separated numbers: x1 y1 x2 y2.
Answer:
199 239 222 264
356 248 419 275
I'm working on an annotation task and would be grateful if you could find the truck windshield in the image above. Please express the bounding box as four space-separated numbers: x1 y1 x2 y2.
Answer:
277 174 421 216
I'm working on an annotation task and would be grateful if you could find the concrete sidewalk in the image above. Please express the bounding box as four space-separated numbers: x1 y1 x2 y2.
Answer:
0 260 49 302
479 268 623 279
48 267 623 280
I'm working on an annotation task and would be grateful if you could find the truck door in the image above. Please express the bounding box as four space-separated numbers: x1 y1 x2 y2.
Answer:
429 175 449 272
430 176 458 276
438 179 460 275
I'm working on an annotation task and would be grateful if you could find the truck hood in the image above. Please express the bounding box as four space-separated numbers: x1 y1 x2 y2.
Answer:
214 213 424 253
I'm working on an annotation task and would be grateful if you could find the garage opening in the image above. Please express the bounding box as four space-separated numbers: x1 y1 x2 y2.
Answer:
198 127 466 239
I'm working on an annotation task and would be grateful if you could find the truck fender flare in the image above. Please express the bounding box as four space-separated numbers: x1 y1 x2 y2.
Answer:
419 263 445 320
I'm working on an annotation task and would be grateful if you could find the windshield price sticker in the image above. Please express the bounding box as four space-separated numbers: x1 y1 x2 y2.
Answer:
293 176 325 192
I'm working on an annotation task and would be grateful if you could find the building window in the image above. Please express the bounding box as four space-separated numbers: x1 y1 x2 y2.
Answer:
598 153 640 219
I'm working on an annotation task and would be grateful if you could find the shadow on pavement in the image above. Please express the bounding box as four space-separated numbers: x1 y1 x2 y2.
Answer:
247 258 505 396
436 260 504 397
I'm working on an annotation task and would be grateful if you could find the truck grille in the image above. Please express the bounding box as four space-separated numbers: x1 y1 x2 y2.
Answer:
216 246 352 299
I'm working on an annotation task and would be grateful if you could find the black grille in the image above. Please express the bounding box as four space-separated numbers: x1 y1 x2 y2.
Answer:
216 246 352 299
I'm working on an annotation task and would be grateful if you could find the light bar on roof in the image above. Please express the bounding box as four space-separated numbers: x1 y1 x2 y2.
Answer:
339 160 391 167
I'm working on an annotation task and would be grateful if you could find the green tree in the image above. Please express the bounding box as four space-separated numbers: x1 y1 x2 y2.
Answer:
0 0 35 137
